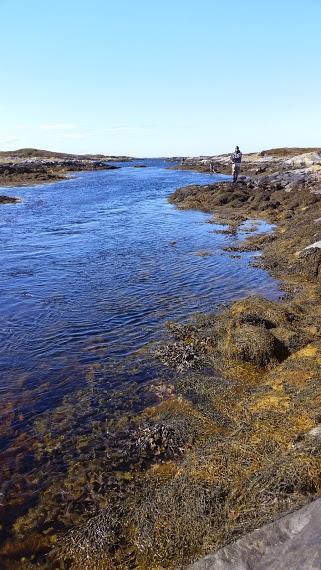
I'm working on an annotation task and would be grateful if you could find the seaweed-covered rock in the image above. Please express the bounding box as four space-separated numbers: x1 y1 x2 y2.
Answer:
294 247 321 281
132 416 196 461
154 340 203 371
229 296 294 329
272 326 313 354
223 324 288 367
294 425 321 455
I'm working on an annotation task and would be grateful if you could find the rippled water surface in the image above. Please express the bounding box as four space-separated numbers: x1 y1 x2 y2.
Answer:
0 160 283 556
0 161 281 418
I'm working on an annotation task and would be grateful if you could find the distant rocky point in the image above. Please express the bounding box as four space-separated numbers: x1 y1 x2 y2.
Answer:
177 147 321 177
0 148 134 187
0 148 133 161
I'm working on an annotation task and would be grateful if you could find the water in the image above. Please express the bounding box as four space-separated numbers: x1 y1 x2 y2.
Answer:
0 160 280 423
0 160 281 551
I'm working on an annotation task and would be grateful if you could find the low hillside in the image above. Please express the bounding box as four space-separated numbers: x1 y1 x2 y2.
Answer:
0 148 132 161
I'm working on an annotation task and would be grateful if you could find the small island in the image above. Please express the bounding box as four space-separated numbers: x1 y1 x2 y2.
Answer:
0 195 21 204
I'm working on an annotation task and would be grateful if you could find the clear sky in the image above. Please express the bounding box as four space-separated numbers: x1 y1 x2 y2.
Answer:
1 0 321 156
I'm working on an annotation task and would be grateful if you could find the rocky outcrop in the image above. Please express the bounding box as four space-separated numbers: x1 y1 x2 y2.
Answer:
0 148 134 187
0 157 120 187
0 195 21 204
188 498 321 569
169 166 321 226
0 159 119 176
177 148 321 178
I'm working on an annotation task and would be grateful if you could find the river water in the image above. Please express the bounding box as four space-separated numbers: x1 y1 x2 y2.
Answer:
0 160 280 553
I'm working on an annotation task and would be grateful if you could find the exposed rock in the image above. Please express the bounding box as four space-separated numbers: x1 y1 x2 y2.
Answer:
294 425 321 454
195 250 212 257
294 248 321 281
187 498 321 570
305 240 321 250
0 150 126 187
0 159 119 176
306 426 321 441
0 195 21 204
176 147 321 179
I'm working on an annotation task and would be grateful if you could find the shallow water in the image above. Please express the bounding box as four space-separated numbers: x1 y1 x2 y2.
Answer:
0 161 280 432
0 161 281 553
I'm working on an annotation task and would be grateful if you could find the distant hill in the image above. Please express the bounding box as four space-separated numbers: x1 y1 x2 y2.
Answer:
0 148 132 161
259 147 321 157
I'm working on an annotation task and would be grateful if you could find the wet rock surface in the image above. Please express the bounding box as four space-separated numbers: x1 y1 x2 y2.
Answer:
0 195 21 204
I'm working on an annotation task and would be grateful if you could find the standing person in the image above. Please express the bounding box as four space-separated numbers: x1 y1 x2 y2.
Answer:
230 146 242 182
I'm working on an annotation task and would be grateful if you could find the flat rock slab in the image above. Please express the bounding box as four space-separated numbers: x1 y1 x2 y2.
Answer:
305 240 321 250
187 498 321 570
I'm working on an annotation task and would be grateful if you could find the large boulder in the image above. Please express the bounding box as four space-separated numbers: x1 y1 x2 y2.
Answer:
294 247 321 281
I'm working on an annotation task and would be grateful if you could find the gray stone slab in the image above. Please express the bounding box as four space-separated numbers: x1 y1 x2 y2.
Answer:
187 498 321 570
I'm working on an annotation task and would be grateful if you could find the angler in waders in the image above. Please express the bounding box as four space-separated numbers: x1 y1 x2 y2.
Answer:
230 146 242 182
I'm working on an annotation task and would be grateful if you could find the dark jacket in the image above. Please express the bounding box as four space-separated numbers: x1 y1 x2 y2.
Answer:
231 151 242 164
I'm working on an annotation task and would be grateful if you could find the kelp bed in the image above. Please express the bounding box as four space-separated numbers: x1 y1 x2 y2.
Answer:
2 293 321 569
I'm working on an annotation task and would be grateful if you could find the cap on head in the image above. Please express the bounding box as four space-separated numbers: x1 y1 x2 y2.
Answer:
235 146 239 151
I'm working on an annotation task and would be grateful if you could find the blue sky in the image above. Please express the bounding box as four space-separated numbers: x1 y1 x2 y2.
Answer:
1 0 321 156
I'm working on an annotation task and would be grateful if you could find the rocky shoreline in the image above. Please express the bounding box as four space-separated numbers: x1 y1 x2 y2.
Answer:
2 148 321 569
0 148 131 189
169 149 321 284
177 146 321 177
164 148 321 567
